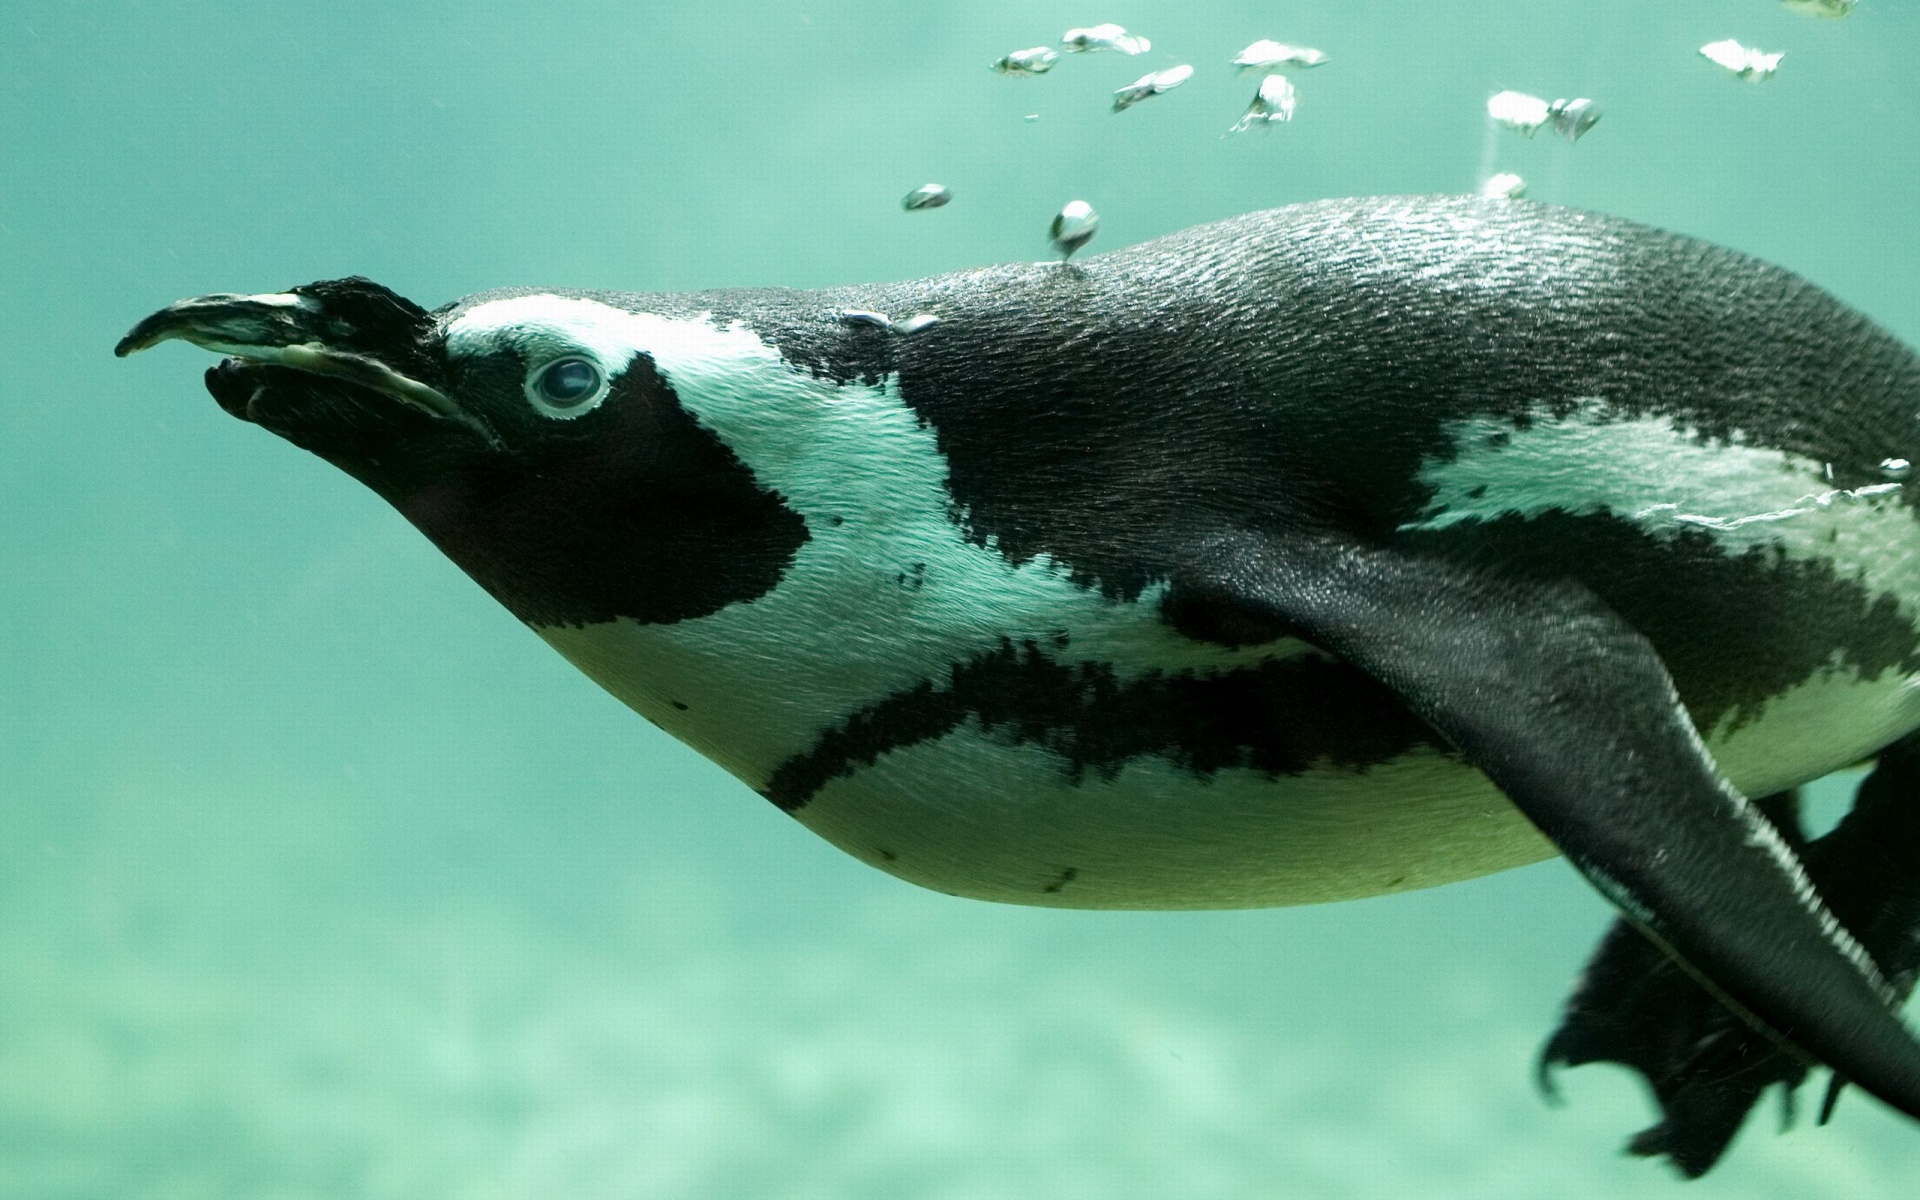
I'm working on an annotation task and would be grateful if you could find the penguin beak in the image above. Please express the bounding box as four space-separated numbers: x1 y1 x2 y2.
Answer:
116 289 497 447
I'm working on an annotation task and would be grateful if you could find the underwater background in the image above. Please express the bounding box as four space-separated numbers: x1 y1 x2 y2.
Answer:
6 0 1920 1195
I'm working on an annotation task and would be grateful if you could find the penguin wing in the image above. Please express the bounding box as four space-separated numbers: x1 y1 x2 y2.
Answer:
1168 528 1920 1124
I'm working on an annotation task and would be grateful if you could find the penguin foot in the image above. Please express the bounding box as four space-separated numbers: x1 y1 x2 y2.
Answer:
1543 752 1920 1177
1538 793 1811 1179
1538 900 1809 1177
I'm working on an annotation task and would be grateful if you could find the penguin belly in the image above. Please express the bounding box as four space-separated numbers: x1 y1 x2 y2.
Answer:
543 609 1552 908
795 730 1540 908
799 639 1920 910
807 661 1920 908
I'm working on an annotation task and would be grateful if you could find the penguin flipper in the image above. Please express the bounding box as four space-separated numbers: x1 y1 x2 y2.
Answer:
1168 531 1920 1128
1539 793 1813 1179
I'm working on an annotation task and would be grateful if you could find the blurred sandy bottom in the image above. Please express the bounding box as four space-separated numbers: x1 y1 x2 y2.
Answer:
2 796 1915 1200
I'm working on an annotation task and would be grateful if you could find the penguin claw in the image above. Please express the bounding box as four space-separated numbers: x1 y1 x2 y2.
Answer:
1614 1036 1810 1179
1818 1074 1847 1125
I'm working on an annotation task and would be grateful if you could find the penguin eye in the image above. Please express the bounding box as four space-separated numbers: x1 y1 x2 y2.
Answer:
526 356 606 417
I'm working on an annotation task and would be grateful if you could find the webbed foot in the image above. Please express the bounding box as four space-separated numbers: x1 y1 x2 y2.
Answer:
1544 740 1920 1176
1539 794 1811 1178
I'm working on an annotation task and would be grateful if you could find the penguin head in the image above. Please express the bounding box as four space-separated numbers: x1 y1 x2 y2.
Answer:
117 278 808 627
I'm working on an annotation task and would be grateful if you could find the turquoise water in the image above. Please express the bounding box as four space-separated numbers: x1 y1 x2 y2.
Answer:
6 1 1920 1195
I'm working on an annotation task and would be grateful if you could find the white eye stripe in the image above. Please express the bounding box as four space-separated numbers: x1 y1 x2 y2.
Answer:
447 295 659 421
445 294 650 372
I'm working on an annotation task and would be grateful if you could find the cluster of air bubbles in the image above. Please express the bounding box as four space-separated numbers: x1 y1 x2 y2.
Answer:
1694 0 1859 86
1473 0 1848 199
1226 40 1327 134
932 9 1852 267
1477 91 1599 201
987 26 1328 131
981 26 1333 252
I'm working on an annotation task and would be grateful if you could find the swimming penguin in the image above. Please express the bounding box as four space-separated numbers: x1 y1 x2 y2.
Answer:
117 195 1920 1174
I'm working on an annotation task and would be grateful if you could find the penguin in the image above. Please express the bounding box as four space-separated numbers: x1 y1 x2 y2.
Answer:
117 195 1920 1174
